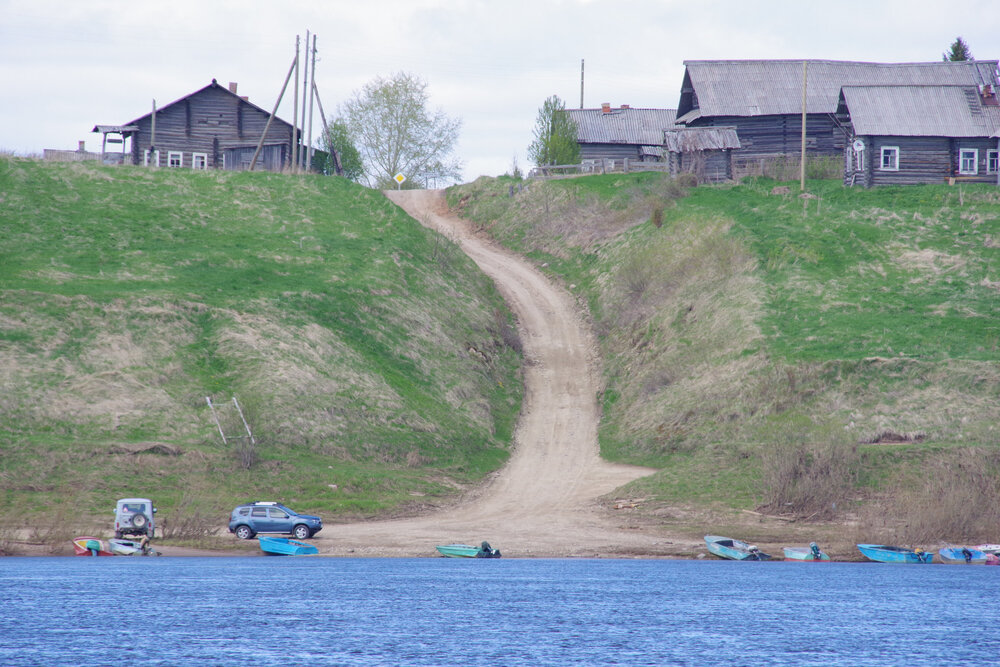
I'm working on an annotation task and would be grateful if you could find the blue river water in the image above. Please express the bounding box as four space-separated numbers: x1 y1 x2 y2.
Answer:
1 557 998 666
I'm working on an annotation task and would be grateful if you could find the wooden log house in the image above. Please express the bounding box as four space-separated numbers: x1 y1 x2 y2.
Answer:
837 84 1000 187
674 60 1000 169
93 80 296 172
563 105 677 166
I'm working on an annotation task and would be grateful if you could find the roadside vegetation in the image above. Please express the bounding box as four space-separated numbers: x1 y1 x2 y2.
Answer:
448 172 1000 544
0 157 522 547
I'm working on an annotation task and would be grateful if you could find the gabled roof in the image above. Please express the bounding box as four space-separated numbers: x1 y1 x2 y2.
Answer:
840 85 1000 137
678 60 1000 119
564 107 677 145
122 79 292 129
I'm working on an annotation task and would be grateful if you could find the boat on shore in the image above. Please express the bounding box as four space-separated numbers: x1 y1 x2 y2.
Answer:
108 538 160 556
258 536 319 556
704 535 771 561
782 542 831 561
435 541 502 558
72 536 114 556
857 544 934 564
938 547 988 564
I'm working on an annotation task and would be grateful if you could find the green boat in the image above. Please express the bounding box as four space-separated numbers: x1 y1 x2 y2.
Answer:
435 541 501 558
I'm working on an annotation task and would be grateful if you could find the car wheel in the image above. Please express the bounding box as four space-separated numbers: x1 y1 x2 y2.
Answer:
293 524 311 540
234 525 255 540
132 513 148 530
115 530 123 539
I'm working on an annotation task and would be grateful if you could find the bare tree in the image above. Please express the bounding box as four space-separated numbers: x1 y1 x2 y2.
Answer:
340 72 462 188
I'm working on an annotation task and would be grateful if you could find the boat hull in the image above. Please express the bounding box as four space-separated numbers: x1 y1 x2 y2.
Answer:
857 544 934 563
782 546 831 561
72 537 114 557
937 547 987 564
435 543 502 558
704 535 771 561
258 536 318 556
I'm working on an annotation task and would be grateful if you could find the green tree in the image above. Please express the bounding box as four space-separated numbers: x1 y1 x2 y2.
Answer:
319 119 364 181
339 72 462 189
943 37 974 61
527 95 580 167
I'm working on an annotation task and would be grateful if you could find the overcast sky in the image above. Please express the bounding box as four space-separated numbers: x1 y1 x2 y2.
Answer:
3 0 999 181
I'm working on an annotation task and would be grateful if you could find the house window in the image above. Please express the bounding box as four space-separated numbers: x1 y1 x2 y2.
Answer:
988 150 999 174
168 151 183 168
143 149 160 167
192 153 208 170
880 146 899 171
959 149 979 175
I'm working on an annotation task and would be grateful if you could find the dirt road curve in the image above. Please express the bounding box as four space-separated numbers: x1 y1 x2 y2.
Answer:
311 190 664 557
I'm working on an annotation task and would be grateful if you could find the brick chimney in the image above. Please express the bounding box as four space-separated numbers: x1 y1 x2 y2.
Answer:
228 82 238 94
620 104 630 109
77 141 86 152
601 102 611 113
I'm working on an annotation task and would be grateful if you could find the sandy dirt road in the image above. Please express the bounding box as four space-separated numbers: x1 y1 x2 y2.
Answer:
308 190 673 557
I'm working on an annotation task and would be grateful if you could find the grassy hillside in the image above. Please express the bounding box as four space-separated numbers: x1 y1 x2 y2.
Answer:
449 173 1000 543
0 158 522 540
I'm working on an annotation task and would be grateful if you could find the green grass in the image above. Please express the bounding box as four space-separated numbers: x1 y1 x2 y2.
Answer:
0 157 522 525
449 172 1000 536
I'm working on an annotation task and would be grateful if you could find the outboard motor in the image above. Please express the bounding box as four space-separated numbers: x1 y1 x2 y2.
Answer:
810 542 822 560
748 546 761 561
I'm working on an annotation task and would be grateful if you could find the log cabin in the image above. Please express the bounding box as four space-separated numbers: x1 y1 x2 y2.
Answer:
93 80 296 172
564 105 677 165
837 84 1000 187
674 60 1000 170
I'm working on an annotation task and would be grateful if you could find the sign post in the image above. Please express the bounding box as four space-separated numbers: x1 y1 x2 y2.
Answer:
394 173 406 190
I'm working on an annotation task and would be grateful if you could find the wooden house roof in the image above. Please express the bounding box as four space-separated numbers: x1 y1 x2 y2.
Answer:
122 79 293 129
564 107 677 146
677 60 1000 121
840 85 1000 137
662 127 741 152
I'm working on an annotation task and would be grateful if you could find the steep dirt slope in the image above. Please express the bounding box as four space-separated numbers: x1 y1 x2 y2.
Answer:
311 189 667 557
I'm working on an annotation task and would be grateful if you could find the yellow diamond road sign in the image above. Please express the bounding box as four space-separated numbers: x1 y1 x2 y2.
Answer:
394 173 406 184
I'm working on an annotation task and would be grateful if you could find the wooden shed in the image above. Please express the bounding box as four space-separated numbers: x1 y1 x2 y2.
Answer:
662 127 741 182
837 85 1000 187
674 60 1000 168
563 105 677 165
93 80 296 172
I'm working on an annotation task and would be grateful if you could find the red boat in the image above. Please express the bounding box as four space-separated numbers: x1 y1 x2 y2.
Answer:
72 536 114 556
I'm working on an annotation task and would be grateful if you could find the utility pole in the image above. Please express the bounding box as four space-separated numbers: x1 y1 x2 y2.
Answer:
150 99 157 165
300 29 310 170
292 35 300 171
800 60 807 192
580 59 585 109
306 33 317 173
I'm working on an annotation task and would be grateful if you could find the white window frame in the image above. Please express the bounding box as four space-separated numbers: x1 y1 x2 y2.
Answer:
192 152 208 170
988 150 999 174
854 148 865 171
168 151 183 168
959 148 979 175
143 149 160 167
880 146 899 171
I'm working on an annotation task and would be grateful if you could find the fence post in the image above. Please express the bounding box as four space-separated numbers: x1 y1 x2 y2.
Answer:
623 158 629 173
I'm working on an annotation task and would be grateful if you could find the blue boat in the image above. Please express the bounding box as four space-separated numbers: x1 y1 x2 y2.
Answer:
258 536 319 556
938 546 988 564
857 544 933 563
704 535 771 561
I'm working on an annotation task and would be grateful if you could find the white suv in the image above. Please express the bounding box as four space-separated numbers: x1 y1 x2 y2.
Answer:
114 498 156 538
